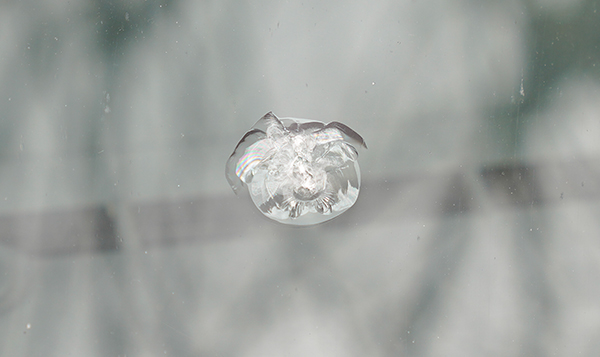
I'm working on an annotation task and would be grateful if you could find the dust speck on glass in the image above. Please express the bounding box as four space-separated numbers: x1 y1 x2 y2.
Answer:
226 112 367 225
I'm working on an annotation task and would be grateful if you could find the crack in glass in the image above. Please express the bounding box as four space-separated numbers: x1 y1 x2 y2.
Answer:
226 112 367 225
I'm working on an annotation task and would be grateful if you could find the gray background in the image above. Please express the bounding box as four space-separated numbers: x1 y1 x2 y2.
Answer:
1 0 600 355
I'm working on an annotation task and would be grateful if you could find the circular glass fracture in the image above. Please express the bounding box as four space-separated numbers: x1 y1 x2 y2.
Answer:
226 112 367 225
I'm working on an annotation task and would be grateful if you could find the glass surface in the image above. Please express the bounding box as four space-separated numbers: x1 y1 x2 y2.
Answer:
1 0 599 356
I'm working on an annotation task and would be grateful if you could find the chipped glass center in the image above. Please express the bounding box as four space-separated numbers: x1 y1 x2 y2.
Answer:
226 112 366 226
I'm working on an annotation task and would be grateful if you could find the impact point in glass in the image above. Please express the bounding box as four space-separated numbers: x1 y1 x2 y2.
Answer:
226 112 367 226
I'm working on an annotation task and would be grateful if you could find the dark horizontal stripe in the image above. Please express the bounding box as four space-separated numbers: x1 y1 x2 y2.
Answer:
0 159 598 255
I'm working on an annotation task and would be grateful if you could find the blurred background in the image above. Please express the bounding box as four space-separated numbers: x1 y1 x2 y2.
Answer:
1 0 599 355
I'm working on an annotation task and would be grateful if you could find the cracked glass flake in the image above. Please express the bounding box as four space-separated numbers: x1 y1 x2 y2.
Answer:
226 112 367 226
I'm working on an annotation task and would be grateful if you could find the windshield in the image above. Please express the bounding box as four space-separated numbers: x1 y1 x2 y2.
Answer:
1 0 599 355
